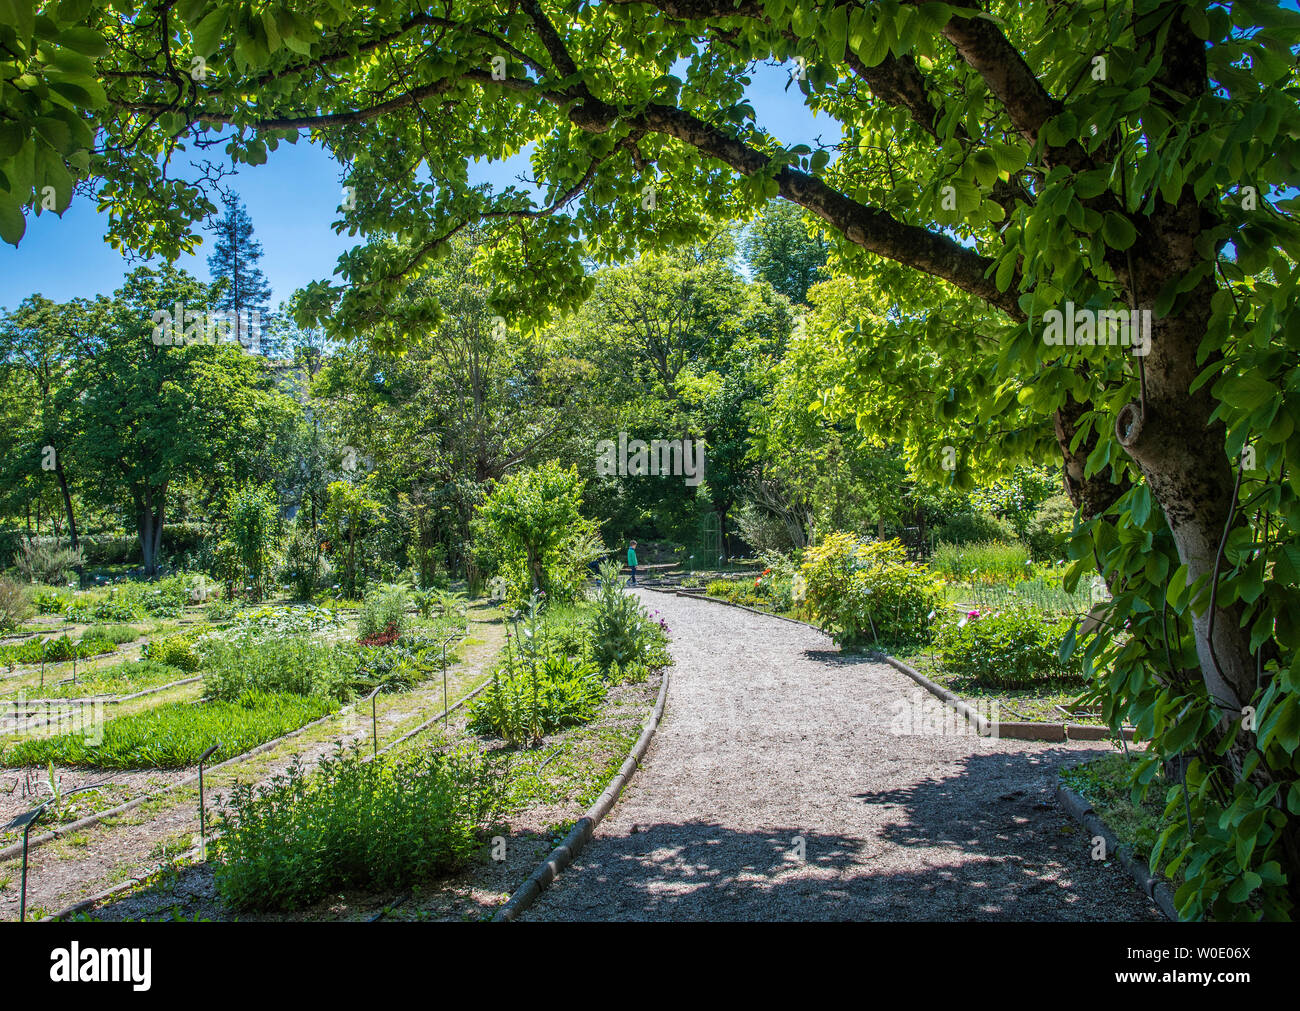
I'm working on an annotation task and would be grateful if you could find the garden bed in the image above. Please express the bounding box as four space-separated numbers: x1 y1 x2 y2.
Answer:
901 652 1100 725
0 692 337 770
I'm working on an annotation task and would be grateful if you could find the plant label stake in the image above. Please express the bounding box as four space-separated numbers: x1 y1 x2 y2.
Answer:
7 783 108 922
198 743 220 859
439 632 459 722
5 803 48 923
365 684 383 758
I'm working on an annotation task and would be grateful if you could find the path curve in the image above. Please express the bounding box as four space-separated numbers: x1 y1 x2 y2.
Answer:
524 589 1160 921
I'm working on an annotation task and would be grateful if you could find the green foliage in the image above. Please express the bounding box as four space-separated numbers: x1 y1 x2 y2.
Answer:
1025 494 1076 561
0 692 334 769
30 586 70 614
224 482 281 600
34 659 187 699
967 467 1061 538
469 649 606 745
473 461 600 606
85 623 140 645
931 540 1032 585
12 538 82 585
214 746 503 911
470 597 606 744
800 534 944 650
932 512 1018 547
357 582 411 642
279 520 325 600
0 632 116 667
0 577 30 631
142 631 201 672
742 199 828 304
65 575 192 623
202 636 358 703
934 607 1083 688
587 560 656 671
322 480 383 595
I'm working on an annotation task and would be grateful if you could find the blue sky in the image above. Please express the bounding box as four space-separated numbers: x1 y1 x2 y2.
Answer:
1 62 832 313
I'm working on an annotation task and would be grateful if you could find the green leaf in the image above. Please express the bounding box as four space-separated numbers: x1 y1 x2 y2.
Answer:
56 0 94 22
1101 212 1137 250
0 0 35 43
1217 372 1278 411
191 6 228 59
54 26 108 56
0 189 26 245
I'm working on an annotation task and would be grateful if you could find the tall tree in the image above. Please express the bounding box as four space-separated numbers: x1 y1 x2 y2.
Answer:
206 192 273 352
75 266 297 575
0 295 95 548
742 199 828 304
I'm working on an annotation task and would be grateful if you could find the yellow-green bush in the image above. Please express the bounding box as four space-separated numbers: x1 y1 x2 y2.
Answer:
800 534 944 650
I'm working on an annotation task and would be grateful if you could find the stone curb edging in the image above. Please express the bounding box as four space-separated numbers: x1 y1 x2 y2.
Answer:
492 667 671 922
42 673 488 922
874 651 1137 744
1055 780 1180 921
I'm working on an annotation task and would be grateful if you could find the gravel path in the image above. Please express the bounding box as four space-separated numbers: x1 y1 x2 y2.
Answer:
524 590 1161 922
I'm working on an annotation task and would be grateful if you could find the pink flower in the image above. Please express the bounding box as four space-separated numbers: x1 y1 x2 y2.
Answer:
968 609 980 619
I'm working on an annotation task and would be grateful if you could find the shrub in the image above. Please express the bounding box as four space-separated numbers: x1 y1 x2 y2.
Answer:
1026 494 1076 561
933 606 1083 688
214 745 503 911
12 538 83 585
0 577 31 631
800 534 945 650
932 511 1017 546
86 623 141 645
0 691 334 769
31 587 70 614
930 540 1032 585
358 582 411 642
143 632 201 672
225 483 282 601
205 598 238 623
469 646 606 744
471 460 601 607
705 578 737 600
587 560 655 671
65 591 142 623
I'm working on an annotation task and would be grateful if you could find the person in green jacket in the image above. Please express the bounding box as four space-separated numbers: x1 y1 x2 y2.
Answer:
627 541 638 586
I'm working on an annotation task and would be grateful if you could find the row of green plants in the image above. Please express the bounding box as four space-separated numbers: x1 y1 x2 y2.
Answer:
0 691 335 769
0 630 122 669
214 745 508 911
18 659 193 700
469 562 670 745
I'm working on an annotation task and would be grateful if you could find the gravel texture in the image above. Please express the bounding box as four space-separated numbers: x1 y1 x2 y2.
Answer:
524 589 1162 922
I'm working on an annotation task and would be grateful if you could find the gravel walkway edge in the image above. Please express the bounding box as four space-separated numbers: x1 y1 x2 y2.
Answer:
493 667 671 922
1055 780 1180 921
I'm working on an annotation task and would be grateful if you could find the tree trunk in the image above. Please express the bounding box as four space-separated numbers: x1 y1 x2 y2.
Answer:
54 456 78 550
137 486 166 578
